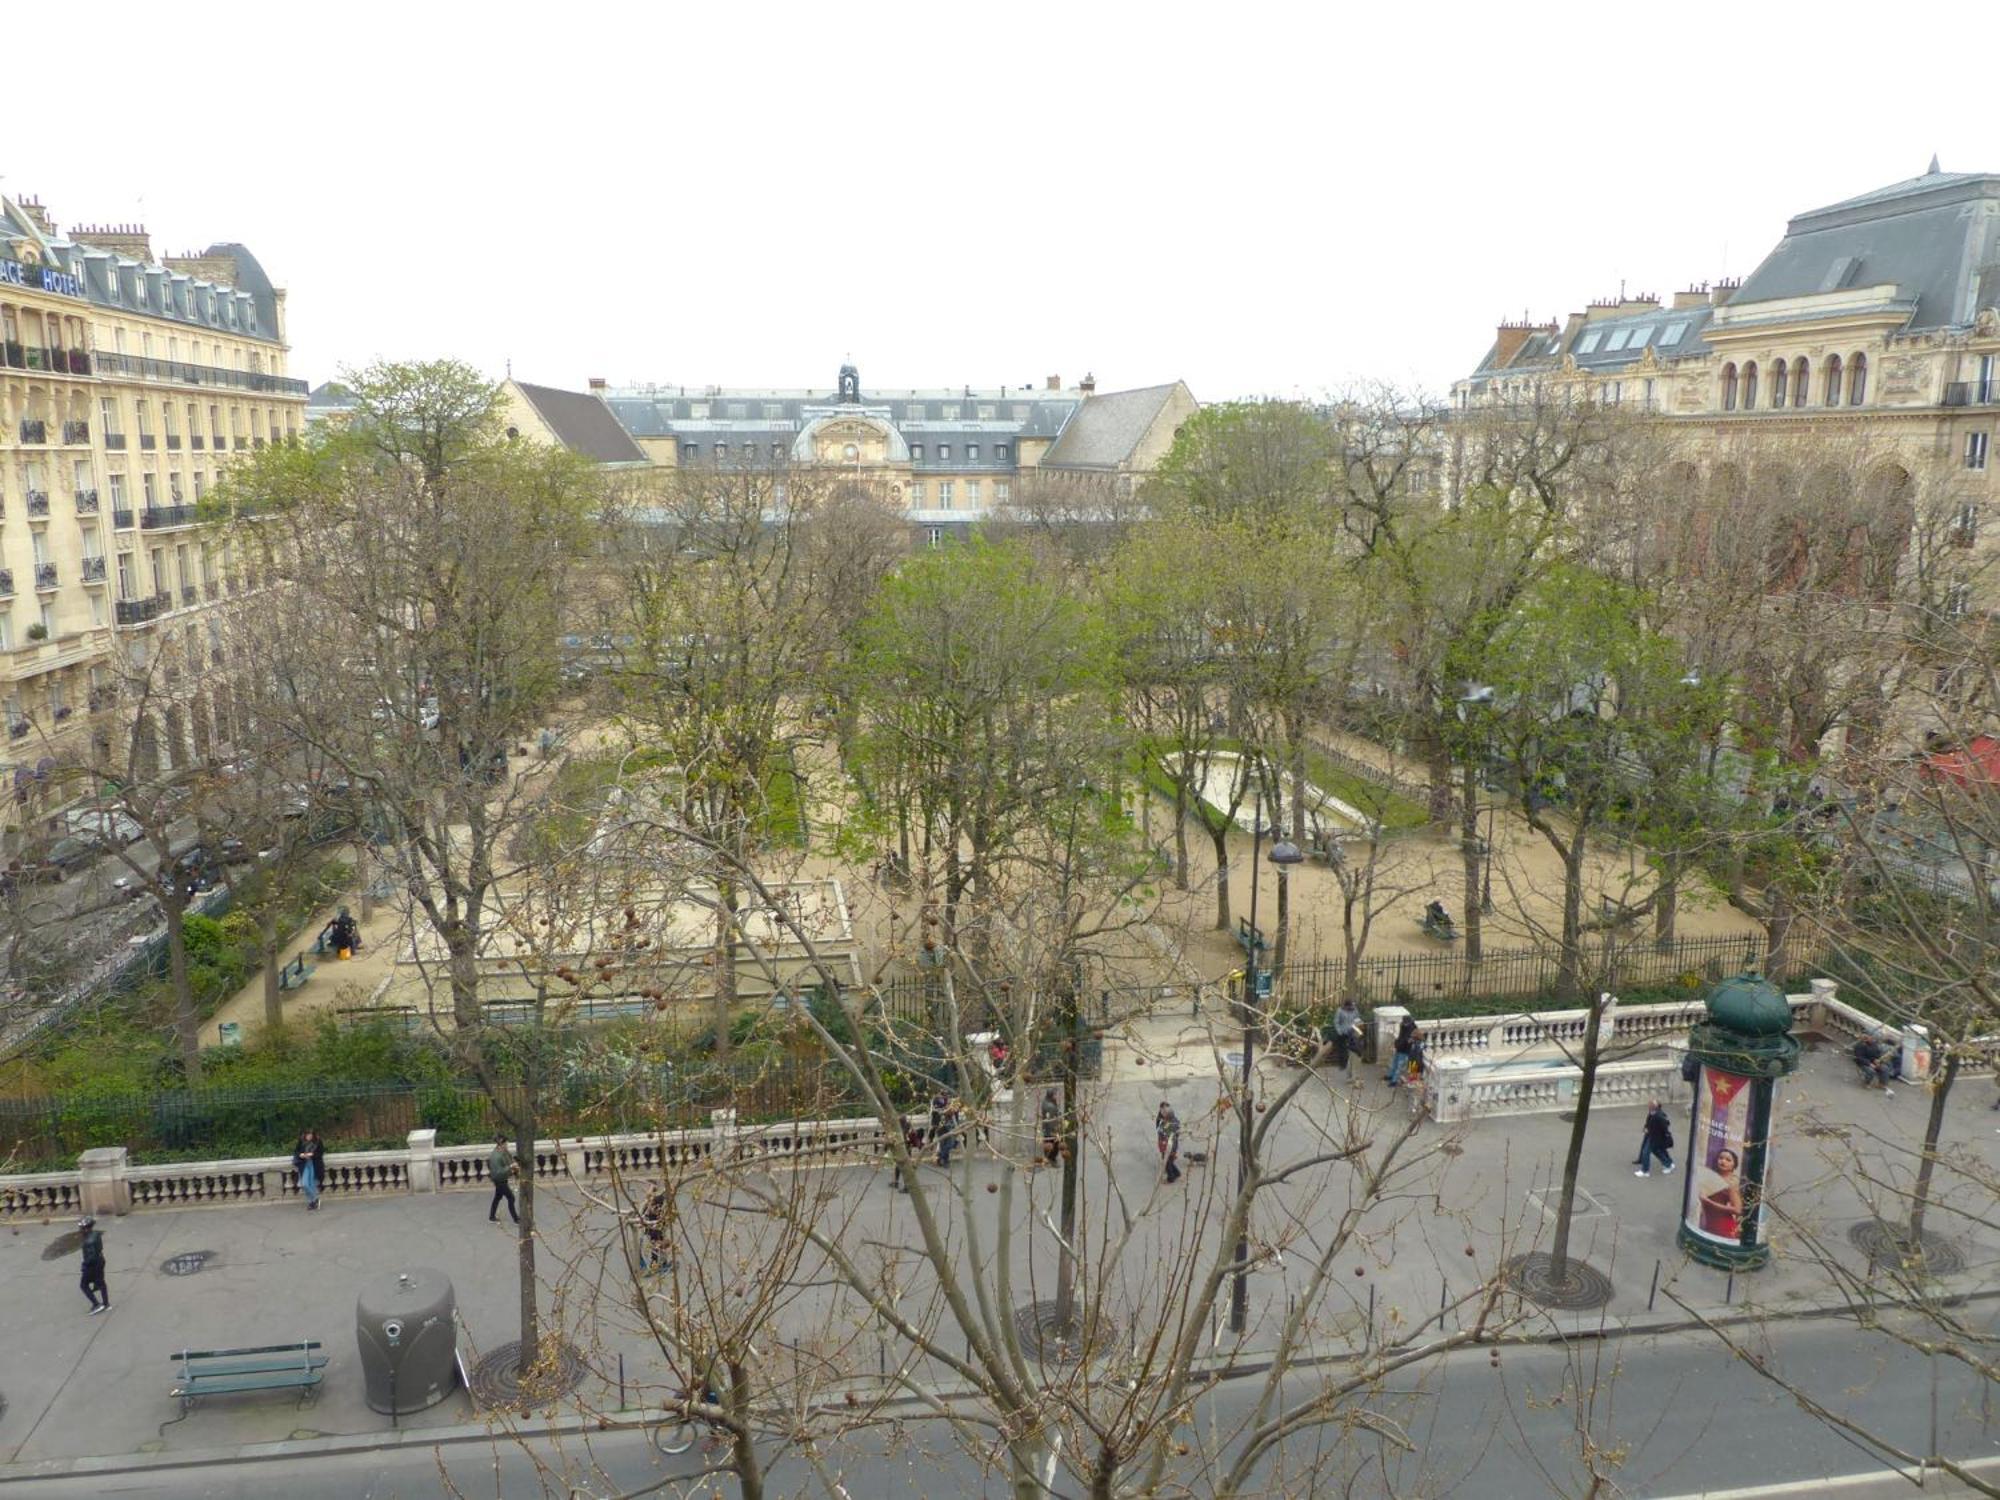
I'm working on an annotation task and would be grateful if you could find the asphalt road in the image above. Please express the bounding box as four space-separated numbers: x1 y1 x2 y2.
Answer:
12 1315 1997 1498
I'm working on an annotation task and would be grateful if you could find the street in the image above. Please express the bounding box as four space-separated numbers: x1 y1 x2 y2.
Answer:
12 1317 1997 1498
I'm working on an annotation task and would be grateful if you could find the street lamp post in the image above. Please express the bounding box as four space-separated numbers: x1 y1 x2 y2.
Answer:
1229 814 1303 1336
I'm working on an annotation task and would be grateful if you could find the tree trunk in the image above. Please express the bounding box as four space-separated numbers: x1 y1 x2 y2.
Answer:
515 1107 540 1379
1549 992 1607 1281
1906 1051 1959 1245
1763 886 1794 985
1461 762 1483 963
713 877 737 1059
1211 824 1232 932
163 899 202 1083
261 903 283 1031
1654 852 1680 949
1556 833 1588 1004
1172 778 1190 891
1288 734 1308 846
1272 867 1292 978
1053 987 1083 1333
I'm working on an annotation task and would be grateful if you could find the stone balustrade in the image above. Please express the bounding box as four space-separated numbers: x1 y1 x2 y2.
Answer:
1 1111 923 1222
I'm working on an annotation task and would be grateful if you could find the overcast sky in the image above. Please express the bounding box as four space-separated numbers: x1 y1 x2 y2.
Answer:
7 4 1996 404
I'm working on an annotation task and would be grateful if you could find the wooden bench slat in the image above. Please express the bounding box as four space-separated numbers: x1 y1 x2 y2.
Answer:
170 1341 323 1362
173 1371 323 1397
177 1356 328 1377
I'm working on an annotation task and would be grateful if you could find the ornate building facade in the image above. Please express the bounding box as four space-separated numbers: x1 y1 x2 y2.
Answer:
507 365 1198 545
0 193 306 842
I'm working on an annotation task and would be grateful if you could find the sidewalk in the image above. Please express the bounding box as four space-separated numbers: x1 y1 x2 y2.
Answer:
3 1048 1992 1475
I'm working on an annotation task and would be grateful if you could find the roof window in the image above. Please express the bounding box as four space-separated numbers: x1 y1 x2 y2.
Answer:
1658 322 1688 347
1577 331 1602 354
1626 324 1654 347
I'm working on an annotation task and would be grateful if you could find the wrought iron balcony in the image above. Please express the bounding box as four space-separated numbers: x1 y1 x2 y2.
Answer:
88 686 115 712
165 433 181 450
111 507 135 528
179 584 196 606
104 432 126 451
138 433 157 450
115 593 167 624
74 488 98 513
0 569 13 596
140 505 198 529
190 434 205 450
19 419 47 444
26 491 49 517
80 556 106 583
61 420 89 445
82 350 308 398
233 436 248 450
34 562 58 590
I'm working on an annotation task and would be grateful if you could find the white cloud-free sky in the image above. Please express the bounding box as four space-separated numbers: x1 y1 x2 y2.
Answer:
7 3 1997 403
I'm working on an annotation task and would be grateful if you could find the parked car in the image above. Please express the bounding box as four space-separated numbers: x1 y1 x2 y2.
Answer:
61 807 141 846
44 836 108 875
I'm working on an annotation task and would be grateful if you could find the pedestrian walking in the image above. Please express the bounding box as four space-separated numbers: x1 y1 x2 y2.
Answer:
1387 1016 1420 1088
488 1134 520 1224
1634 1099 1676 1177
1330 998 1364 1072
929 1087 950 1150
1155 1102 1182 1183
1038 1088 1062 1167
77 1216 109 1314
638 1184 671 1273
292 1128 327 1211
935 1098 962 1168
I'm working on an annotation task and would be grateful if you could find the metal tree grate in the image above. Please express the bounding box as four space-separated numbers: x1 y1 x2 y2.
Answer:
471 1339 587 1408
161 1250 215 1276
1013 1300 1119 1365
1848 1218 1965 1277
1501 1252 1614 1310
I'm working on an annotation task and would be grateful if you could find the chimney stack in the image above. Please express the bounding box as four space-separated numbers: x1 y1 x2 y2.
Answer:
587 377 608 394
1711 278 1741 308
1046 374 1061 390
1078 372 1096 396
1672 284 1710 309
1491 320 1539 366
163 251 239 287
72 223 154 264
15 196 56 238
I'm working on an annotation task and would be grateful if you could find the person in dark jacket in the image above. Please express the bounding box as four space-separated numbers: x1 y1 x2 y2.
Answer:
292 1128 327 1211
77 1216 109 1313
1039 1088 1062 1167
488 1134 520 1223
1388 1016 1421 1087
1634 1100 1676 1177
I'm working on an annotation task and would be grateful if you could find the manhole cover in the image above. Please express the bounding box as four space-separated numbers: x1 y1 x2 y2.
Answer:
1012 1300 1119 1365
161 1250 216 1276
1501 1252 1615 1311
1848 1219 1965 1276
41 1229 82 1261
471 1339 587 1408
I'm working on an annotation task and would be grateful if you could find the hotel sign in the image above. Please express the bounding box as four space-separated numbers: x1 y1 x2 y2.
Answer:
0 260 84 298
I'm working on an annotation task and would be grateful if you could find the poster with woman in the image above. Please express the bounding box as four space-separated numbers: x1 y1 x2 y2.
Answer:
1683 1066 1753 1245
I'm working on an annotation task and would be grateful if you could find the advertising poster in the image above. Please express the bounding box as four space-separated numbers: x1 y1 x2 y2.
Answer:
1684 1067 1753 1245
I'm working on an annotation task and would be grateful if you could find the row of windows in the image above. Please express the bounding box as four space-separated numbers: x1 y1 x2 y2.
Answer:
1574 319 1692 356
1721 353 1867 412
906 480 1009 509
95 261 257 335
96 395 294 444
910 442 1009 462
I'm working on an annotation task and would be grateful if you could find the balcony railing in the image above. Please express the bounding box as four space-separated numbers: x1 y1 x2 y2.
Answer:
190 434 205 450
34 562 58 591
19 419 46 443
80 556 106 583
26 491 49 517
88 686 114 712
0 569 13 596
210 433 225 450
114 593 167 625
179 584 196 606
60 420 89 444
140 505 198 529
138 433 156 450
74 488 98 514
165 433 181 450
111 507 135 529
104 432 126 451
203 579 220 601
233 436 248 450
83 349 308 398
6 345 92 376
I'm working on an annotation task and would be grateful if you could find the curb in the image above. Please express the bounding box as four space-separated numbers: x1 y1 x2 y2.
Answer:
8 1284 1998 1483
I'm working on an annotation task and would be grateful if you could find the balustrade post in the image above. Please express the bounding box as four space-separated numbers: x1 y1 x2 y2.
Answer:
1600 993 1619 1047
1374 1006 1409 1072
78 1145 131 1217
1808 977 1837 1028
407 1128 439 1192
562 1137 588 1179
1486 1019 1506 1055
1433 1057 1473 1123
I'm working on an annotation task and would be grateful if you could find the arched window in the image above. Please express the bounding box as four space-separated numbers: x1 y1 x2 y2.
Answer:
1742 362 1759 409
1824 354 1843 406
1721 363 1738 411
1772 360 1788 407
1848 352 1867 405
1792 357 1809 408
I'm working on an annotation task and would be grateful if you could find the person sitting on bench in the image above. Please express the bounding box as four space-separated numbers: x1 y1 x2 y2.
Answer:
1424 900 1453 932
319 908 360 957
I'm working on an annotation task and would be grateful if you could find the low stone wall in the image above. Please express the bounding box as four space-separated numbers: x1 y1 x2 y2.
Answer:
0 1111 920 1223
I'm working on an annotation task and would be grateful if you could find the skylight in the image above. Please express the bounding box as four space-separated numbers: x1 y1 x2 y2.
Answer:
1658 321 1688 346
1577 331 1603 353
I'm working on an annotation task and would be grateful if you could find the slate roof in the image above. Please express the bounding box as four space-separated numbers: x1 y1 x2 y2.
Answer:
1039 383 1188 470
515 382 647 463
1730 169 2000 330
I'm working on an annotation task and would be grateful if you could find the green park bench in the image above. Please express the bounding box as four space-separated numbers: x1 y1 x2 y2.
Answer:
165 1340 327 1426
277 953 316 991
1234 916 1266 961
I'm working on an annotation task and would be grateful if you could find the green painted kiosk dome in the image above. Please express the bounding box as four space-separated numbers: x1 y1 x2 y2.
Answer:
1705 973 1793 1037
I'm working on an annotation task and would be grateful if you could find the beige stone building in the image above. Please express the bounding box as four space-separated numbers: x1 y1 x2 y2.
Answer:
507 363 1197 545
1456 164 2000 558
0 193 306 844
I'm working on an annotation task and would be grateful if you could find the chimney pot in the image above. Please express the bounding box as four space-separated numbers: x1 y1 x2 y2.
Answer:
1046 374 1061 390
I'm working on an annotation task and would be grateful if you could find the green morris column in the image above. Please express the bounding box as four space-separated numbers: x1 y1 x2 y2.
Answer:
1677 973 1802 1271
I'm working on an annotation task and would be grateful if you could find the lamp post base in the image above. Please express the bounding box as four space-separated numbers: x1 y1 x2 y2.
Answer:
1678 1225 1770 1272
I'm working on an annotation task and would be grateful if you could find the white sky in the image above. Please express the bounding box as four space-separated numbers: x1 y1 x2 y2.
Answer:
7 2 1998 404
